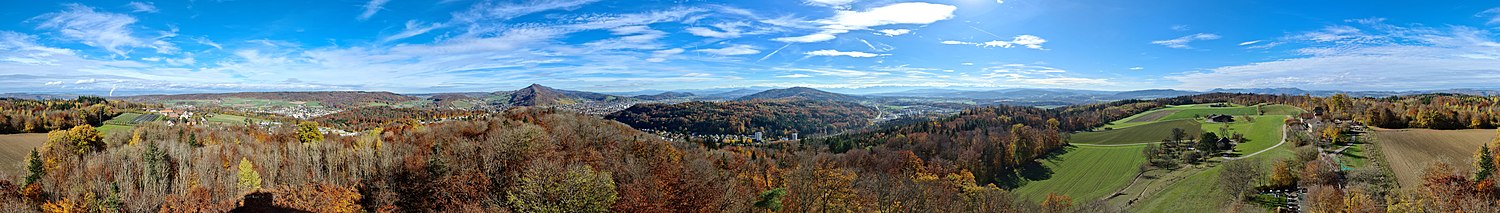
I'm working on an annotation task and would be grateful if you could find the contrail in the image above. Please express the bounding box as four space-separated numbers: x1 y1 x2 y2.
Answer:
757 43 793 62
967 24 1005 40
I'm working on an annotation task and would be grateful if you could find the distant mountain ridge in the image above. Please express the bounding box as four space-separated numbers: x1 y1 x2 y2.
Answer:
736 87 862 102
121 91 417 108
633 92 696 101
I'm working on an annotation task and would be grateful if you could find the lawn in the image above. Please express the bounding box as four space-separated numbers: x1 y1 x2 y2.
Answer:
1198 115 1288 155
1012 145 1148 202
205 114 259 125
1338 142 1369 170
1372 128 1496 189
1158 107 1259 121
1073 119 1204 145
1131 135 1298 212
97 124 132 135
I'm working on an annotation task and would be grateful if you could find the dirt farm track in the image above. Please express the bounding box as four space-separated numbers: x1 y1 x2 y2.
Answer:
1374 128 1497 189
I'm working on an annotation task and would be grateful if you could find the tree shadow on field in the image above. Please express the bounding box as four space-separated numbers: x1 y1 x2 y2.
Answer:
993 146 1070 190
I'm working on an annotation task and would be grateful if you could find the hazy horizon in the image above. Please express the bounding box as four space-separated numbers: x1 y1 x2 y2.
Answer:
5 0 1500 95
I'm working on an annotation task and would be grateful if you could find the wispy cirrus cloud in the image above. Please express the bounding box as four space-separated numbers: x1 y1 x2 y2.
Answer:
774 2 956 43
940 35 1048 50
1151 33 1220 49
126 2 158 13
1173 19 1500 90
358 0 391 20
804 49 887 57
32 4 175 56
695 44 760 56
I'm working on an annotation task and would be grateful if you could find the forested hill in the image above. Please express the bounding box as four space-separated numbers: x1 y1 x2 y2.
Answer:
508 84 630 106
123 91 416 108
605 99 877 138
735 87 862 102
806 98 1166 185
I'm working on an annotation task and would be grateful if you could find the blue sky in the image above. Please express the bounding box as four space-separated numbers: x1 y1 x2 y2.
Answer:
3 0 1500 95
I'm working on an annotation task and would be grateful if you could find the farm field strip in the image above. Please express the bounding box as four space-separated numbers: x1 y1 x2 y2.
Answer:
1013 145 1148 203
0 134 47 176
1126 110 1178 123
1373 128 1495 189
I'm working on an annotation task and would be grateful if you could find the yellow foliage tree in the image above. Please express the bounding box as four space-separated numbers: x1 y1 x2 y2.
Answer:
1269 160 1298 189
1040 193 1073 213
238 158 262 191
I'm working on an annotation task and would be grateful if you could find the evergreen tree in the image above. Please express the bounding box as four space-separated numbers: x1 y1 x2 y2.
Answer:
1476 144 1495 181
754 188 786 211
24 148 42 186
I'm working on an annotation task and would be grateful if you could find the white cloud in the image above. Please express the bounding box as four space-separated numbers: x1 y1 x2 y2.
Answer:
777 67 888 77
126 2 158 13
583 25 668 50
1151 33 1221 49
681 73 712 77
1129 67 1144 70
695 44 760 56
34 4 173 56
685 22 755 39
773 32 837 43
194 37 222 50
996 0 1005 4
774 2 955 43
777 74 813 78
75 78 98 84
1020 77 1111 86
1171 25 1190 31
646 48 683 62
1238 40 1262 46
382 20 444 42
876 29 911 36
1479 7 1500 25
940 35 1048 50
806 0 856 8
453 0 603 24
44 81 63 86
804 49 887 58
1172 23 1500 90
358 0 392 20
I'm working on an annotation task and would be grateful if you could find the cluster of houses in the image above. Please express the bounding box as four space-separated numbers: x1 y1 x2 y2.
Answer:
644 129 800 146
151 108 195 121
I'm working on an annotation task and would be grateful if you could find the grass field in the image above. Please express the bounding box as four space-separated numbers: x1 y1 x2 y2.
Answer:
0 134 47 176
1373 128 1496 189
1198 115 1287 155
1012 145 1148 202
1158 107 1258 121
205 114 252 125
97 124 131 135
1127 110 1178 123
1043 103 1302 212
1131 134 1297 212
1073 119 1204 145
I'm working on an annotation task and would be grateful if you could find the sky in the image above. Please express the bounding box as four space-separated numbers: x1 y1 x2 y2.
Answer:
3 0 1500 95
